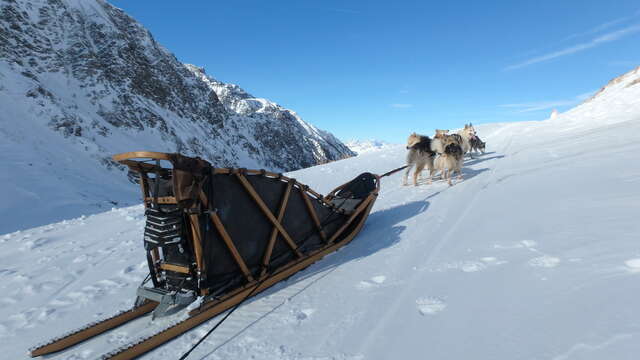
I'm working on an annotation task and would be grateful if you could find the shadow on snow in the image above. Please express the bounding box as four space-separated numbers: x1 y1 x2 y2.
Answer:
193 199 431 357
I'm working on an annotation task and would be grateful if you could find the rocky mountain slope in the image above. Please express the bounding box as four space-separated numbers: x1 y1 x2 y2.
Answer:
0 0 352 233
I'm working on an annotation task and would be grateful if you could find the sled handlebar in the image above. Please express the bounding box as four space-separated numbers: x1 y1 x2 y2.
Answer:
112 151 173 163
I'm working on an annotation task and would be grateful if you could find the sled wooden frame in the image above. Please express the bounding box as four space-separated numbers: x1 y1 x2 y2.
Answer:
113 151 380 294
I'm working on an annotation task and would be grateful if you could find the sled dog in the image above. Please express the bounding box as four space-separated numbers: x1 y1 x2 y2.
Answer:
404 133 436 186
456 123 476 158
470 135 486 154
434 138 463 186
431 129 450 154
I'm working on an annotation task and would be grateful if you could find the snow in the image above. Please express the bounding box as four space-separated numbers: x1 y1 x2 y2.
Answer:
344 139 396 155
2 63 640 360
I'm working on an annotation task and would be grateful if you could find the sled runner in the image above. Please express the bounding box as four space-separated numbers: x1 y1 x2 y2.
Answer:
30 151 380 359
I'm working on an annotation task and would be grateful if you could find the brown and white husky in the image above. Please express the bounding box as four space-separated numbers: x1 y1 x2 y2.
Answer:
434 137 464 186
403 133 436 186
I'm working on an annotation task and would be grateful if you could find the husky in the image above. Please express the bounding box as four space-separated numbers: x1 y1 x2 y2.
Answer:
431 129 450 154
403 133 436 186
470 135 486 154
434 138 463 186
456 123 476 159
434 129 450 139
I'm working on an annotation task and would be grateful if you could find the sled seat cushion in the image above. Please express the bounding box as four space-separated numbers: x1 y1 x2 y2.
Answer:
329 198 362 213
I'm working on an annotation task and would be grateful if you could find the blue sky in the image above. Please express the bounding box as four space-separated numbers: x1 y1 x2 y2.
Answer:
110 0 640 143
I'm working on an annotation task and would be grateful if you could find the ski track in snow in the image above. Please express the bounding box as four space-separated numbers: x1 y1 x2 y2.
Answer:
3 75 640 359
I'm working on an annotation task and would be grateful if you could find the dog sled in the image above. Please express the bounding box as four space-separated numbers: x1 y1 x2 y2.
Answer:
30 151 383 359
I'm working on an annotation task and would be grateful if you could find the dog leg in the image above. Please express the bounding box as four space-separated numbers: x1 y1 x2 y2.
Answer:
402 165 411 186
414 162 425 186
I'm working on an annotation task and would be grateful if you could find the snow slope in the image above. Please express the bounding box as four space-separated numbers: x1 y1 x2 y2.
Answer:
1 67 640 359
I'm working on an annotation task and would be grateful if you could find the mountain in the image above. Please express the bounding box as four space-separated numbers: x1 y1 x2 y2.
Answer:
0 0 353 233
2 65 639 359
344 139 397 155
585 65 640 103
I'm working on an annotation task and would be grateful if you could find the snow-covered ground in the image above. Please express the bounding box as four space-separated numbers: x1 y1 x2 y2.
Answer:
2 69 640 359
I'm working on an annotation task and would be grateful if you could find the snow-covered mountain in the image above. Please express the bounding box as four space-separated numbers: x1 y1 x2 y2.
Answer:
585 65 640 103
0 0 353 233
345 139 396 155
2 66 639 359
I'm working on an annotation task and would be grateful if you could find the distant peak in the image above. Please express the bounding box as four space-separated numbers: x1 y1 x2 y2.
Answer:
585 65 640 103
184 64 206 75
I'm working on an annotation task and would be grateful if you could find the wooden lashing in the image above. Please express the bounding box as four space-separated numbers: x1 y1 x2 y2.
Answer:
209 211 254 282
260 179 294 278
299 188 328 243
188 214 206 291
235 173 303 258
159 263 191 274
196 191 254 282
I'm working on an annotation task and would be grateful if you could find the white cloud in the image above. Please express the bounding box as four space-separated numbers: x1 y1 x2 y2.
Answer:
390 103 413 108
506 23 640 71
563 15 635 41
499 91 595 113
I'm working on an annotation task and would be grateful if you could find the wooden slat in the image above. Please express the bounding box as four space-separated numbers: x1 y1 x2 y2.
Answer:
29 301 158 357
159 263 191 274
196 190 254 282
260 180 294 278
138 169 150 201
236 174 302 258
120 160 165 173
209 212 254 282
188 215 205 276
112 151 172 162
300 188 328 242
143 196 177 204
213 168 231 175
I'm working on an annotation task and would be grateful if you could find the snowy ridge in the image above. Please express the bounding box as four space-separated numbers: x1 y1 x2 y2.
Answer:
1 68 639 359
584 65 640 103
0 0 353 233
344 139 397 155
185 64 353 165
